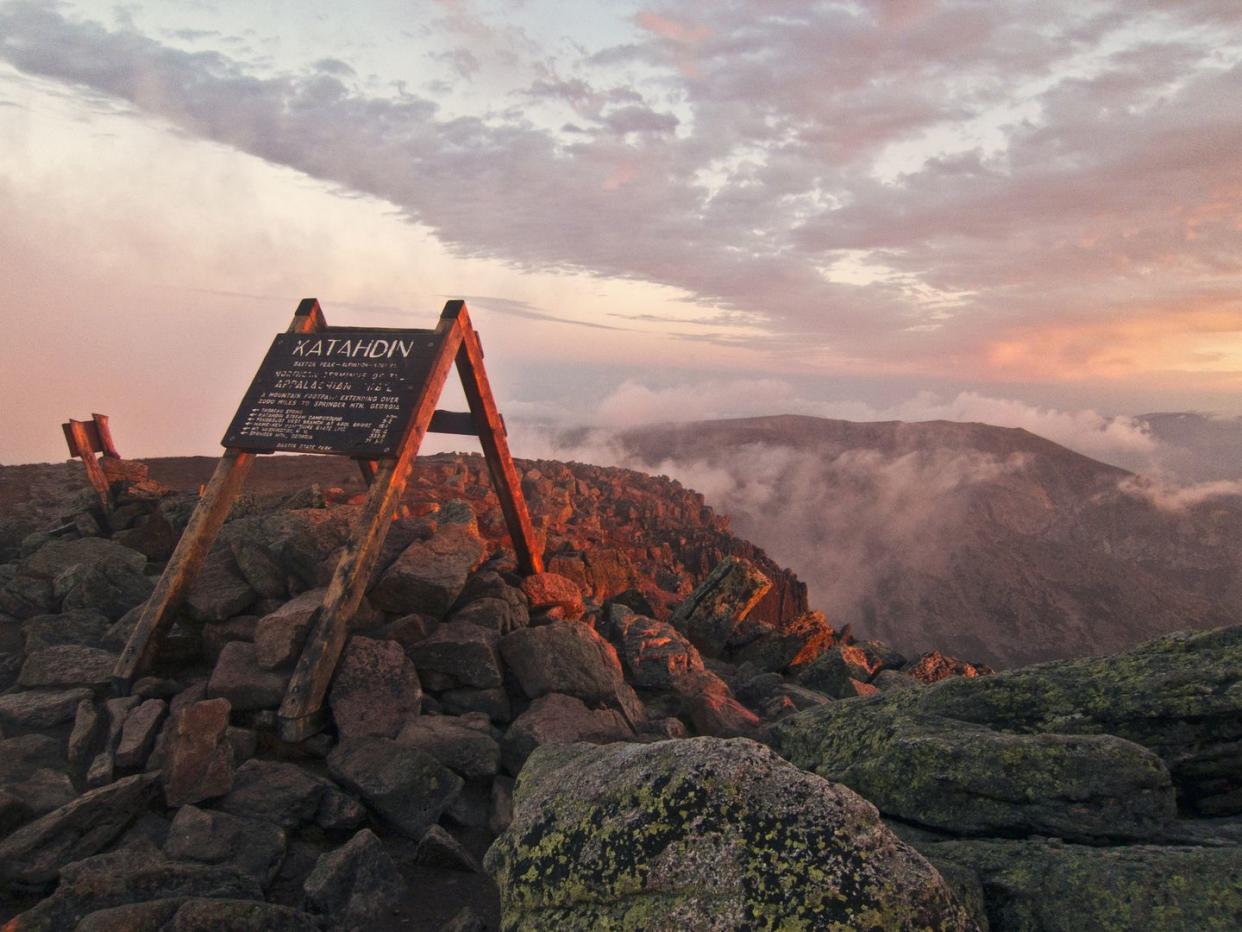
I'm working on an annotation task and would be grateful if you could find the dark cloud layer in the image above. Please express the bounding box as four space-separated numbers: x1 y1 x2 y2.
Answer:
1 0 1239 377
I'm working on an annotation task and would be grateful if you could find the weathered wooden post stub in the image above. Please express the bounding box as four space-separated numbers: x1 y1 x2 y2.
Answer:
113 298 543 741
62 413 121 512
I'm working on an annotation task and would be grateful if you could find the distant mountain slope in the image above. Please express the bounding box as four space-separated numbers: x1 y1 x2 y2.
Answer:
615 415 1242 667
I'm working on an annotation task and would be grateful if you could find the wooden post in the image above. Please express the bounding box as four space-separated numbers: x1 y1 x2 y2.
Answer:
66 419 112 514
91 413 121 458
112 303 325 693
277 314 466 741
446 301 544 575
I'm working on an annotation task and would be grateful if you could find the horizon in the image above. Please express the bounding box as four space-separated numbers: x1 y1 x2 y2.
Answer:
3 1 1241 466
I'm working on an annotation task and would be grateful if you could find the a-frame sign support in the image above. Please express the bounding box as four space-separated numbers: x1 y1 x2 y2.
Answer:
113 299 543 742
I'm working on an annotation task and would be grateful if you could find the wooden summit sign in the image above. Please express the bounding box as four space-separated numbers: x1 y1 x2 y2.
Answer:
114 298 543 741
222 330 442 457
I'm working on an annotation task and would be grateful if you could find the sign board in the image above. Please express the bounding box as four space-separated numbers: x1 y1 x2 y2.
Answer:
222 329 441 457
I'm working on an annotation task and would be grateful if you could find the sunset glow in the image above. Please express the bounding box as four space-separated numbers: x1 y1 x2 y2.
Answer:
2 0 1241 463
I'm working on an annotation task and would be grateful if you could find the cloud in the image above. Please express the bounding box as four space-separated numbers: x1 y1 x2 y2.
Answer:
1118 476 1242 511
1 0 1240 382
572 377 1159 470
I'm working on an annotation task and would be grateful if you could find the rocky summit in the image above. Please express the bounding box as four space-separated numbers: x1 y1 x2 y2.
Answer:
0 453 1238 930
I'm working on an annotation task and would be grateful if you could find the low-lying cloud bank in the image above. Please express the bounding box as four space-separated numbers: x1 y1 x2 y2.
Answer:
502 380 1242 649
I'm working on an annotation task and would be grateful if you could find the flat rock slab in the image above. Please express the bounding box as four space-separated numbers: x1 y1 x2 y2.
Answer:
486 737 975 931
369 524 486 617
162 698 234 807
397 714 500 780
774 703 1177 842
19 645 119 689
0 687 92 730
253 588 325 670
328 636 422 739
327 736 462 839
8 847 264 930
21 610 111 653
927 837 1242 932
115 698 166 769
0 773 159 892
303 828 406 928
500 693 632 776
165 804 288 887
216 759 329 829
207 641 290 711
410 622 503 690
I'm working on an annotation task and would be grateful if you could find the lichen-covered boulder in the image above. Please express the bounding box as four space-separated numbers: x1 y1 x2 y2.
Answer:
782 623 1242 816
772 702 1176 842
485 737 976 931
924 837 1242 931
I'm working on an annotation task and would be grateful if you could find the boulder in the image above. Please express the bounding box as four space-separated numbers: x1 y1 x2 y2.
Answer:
926 837 1242 931
315 786 368 832
369 523 486 616
253 589 325 670
440 686 511 723
520 572 585 620
0 686 92 730
165 804 287 887
20 537 145 581
904 651 993 683
450 596 519 633
21 609 110 652
68 697 106 777
0 734 64 784
500 693 633 775
18 644 119 689
727 609 836 672
611 611 704 691
0 768 75 833
485 738 975 930
415 824 483 873
409 622 503 690
7 847 263 930
328 636 422 738
396 714 500 780
162 698 234 807
795 644 879 698
207 641 290 711
216 759 329 829
0 773 159 892
114 698 166 769
816 624 1242 816
185 550 257 622
500 622 643 725
773 702 1177 842
303 828 405 929
327 736 462 838
222 507 353 598
668 557 772 657
58 557 155 621
676 670 762 738
157 898 321 931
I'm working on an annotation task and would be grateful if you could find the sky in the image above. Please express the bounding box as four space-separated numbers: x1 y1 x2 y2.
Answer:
2 0 1241 466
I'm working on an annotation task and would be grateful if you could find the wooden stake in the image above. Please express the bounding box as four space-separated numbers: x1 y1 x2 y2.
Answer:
112 304 324 693
447 301 544 575
277 314 466 741
67 420 112 514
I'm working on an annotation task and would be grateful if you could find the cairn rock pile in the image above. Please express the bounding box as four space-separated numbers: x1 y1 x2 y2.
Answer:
0 453 1237 931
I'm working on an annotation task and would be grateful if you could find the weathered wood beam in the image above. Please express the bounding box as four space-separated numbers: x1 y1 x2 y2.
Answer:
277 315 466 741
446 300 544 575
112 303 323 693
